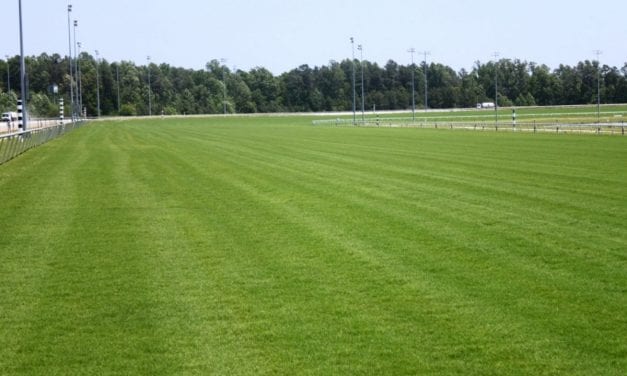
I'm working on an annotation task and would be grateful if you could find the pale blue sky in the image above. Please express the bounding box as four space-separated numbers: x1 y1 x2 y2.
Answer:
3 0 626 74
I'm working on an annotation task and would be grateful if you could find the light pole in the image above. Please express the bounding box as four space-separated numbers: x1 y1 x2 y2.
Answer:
18 0 27 130
95 50 101 117
350 37 356 125
116 63 120 113
221 58 227 115
147 56 152 116
73 19 79 116
77 41 83 116
422 51 430 112
358 44 365 123
594 50 602 123
493 52 499 124
4 55 9 93
67 4 75 120
408 48 416 121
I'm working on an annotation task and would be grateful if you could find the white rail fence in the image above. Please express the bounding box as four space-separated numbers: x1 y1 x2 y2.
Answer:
0 120 87 165
312 117 626 135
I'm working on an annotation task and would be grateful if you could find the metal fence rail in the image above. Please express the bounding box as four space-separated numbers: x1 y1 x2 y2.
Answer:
0 121 86 165
312 117 626 135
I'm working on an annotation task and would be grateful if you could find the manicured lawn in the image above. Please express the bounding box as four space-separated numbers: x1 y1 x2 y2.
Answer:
0 117 625 374
348 104 627 124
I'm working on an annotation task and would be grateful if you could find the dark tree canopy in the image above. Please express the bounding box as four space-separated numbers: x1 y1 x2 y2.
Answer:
1 53 625 116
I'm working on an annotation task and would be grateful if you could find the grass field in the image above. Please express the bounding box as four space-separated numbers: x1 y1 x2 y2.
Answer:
0 116 625 374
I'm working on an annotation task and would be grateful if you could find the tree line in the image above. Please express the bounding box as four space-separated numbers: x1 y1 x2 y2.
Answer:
1 53 626 117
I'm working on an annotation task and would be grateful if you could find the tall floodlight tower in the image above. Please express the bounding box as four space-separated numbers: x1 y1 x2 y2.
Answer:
493 52 500 124
73 20 79 116
350 37 356 125
5 55 10 93
408 48 416 121
95 50 101 117
18 0 27 130
594 50 602 123
116 64 120 112
221 58 227 115
77 41 83 115
358 44 365 123
147 56 152 116
67 4 75 120
422 51 430 112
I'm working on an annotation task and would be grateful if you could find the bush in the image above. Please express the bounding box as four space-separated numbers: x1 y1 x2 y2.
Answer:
119 104 137 116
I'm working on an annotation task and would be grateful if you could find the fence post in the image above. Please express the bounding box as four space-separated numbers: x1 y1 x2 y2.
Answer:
17 99 23 131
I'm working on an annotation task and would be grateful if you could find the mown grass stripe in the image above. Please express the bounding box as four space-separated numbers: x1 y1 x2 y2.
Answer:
1 117 625 374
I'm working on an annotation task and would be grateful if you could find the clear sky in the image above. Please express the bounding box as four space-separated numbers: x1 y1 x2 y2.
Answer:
2 0 626 74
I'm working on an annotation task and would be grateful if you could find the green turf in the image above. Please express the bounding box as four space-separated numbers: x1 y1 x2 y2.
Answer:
333 104 627 124
0 116 625 374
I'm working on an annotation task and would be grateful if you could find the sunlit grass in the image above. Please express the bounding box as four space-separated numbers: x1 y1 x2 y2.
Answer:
0 117 625 374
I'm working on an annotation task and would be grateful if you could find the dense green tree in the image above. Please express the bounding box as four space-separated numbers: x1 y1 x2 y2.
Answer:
243 67 283 112
529 64 561 105
2 54 626 117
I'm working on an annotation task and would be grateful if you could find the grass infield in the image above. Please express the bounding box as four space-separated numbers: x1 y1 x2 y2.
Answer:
0 116 625 374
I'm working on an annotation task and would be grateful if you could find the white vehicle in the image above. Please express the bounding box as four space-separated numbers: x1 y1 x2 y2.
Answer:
1 112 18 122
476 102 495 109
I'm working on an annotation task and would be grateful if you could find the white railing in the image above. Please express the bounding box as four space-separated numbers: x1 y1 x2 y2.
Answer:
0 120 87 165
312 118 626 135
